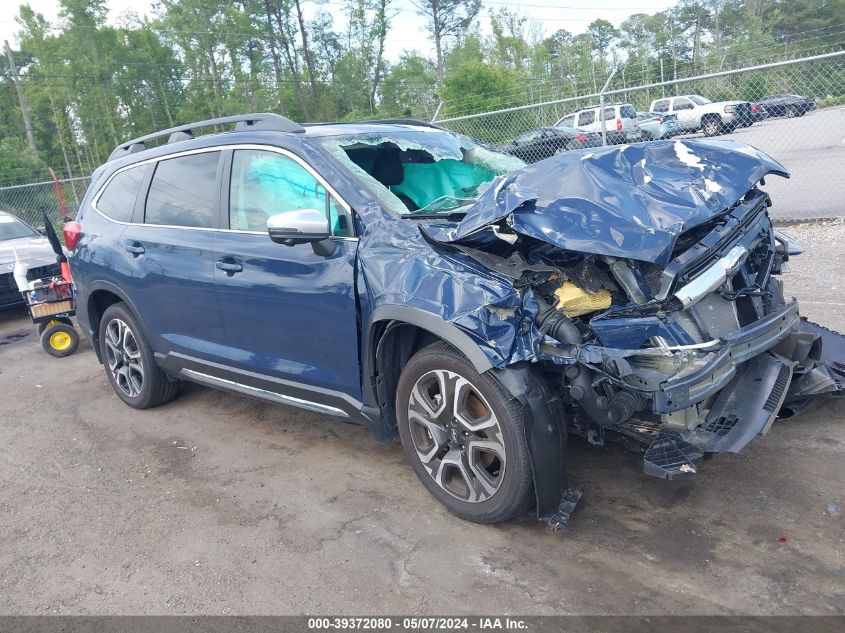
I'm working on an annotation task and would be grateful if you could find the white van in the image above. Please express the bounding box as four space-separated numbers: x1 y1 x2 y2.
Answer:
555 103 641 143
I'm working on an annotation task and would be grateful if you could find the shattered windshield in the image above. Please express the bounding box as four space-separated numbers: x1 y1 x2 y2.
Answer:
318 129 524 216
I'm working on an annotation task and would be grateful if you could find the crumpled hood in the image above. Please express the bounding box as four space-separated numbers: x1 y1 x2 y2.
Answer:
425 139 789 266
0 236 57 270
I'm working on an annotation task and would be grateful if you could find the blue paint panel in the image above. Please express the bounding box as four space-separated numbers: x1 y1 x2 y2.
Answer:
213 232 361 397
118 224 230 362
426 139 788 266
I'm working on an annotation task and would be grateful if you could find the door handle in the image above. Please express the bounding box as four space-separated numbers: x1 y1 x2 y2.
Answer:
124 242 145 256
215 260 243 274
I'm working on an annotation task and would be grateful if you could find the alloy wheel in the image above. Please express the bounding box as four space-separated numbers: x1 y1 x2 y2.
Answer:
407 369 506 503
104 318 144 398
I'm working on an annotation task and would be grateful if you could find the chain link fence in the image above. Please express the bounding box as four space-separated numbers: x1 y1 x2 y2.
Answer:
435 51 845 222
1 52 842 226
0 176 89 229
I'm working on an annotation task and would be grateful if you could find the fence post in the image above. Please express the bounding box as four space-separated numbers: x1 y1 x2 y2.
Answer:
430 100 443 123
599 66 618 147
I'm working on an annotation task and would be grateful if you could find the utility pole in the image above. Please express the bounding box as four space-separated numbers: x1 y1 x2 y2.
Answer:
4 40 38 158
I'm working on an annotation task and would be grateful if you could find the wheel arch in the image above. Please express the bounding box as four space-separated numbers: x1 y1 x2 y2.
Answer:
85 282 149 363
365 306 495 440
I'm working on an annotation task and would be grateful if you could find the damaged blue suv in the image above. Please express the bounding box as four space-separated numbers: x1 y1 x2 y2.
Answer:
68 113 844 526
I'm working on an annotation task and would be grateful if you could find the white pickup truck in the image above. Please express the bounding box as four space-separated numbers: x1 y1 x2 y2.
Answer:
649 95 753 136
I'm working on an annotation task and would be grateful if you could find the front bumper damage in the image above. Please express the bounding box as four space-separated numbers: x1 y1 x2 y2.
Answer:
366 139 843 522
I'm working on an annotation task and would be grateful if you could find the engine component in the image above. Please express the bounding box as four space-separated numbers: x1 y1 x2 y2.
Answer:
534 296 643 427
554 281 611 317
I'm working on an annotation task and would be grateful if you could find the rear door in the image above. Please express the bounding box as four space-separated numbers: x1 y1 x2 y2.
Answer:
117 149 229 362
577 109 597 133
212 146 361 398
672 97 698 130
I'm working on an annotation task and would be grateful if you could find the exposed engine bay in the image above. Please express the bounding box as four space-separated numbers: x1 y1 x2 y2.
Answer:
428 184 842 478
324 130 844 482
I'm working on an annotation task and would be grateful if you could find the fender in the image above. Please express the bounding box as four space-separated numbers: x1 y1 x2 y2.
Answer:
367 305 494 376
79 279 152 364
363 305 496 441
366 306 567 519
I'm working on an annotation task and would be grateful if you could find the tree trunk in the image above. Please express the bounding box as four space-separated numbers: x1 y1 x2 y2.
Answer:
433 4 444 89
263 1 287 115
293 0 319 117
369 0 389 114
271 3 310 119
208 49 224 118
156 74 174 127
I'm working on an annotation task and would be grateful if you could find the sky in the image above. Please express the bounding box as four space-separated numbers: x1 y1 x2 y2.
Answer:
0 0 678 61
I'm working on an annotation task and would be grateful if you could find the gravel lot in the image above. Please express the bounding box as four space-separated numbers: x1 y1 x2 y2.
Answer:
0 222 843 616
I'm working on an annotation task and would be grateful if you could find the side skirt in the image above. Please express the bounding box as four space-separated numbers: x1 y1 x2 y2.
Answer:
155 351 376 425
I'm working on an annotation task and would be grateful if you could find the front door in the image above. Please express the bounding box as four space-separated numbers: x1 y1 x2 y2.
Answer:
213 147 362 399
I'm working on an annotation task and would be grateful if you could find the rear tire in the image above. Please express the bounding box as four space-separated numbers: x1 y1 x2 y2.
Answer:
702 116 722 137
395 341 533 524
99 302 178 409
786 105 797 118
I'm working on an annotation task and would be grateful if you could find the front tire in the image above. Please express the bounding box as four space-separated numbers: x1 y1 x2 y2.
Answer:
395 342 533 524
99 302 178 409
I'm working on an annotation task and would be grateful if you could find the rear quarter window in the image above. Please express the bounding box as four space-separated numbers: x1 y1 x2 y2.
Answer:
96 164 147 222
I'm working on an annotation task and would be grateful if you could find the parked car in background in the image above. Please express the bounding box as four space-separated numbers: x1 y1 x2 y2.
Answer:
756 94 816 118
0 211 61 309
650 94 753 136
501 126 602 162
555 103 641 143
739 103 769 126
635 112 680 140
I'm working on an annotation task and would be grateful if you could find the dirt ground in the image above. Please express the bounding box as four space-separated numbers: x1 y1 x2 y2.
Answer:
0 221 843 616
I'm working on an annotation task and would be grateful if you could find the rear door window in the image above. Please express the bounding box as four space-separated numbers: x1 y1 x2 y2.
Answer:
578 110 595 126
96 164 147 222
674 97 694 110
558 114 576 127
229 149 352 237
602 107 615 121
145 152 221 228
653 99 669 112
620 105 637 119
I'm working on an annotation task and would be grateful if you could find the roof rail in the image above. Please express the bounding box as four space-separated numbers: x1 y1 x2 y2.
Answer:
108 113 305 161
365 118 445 130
